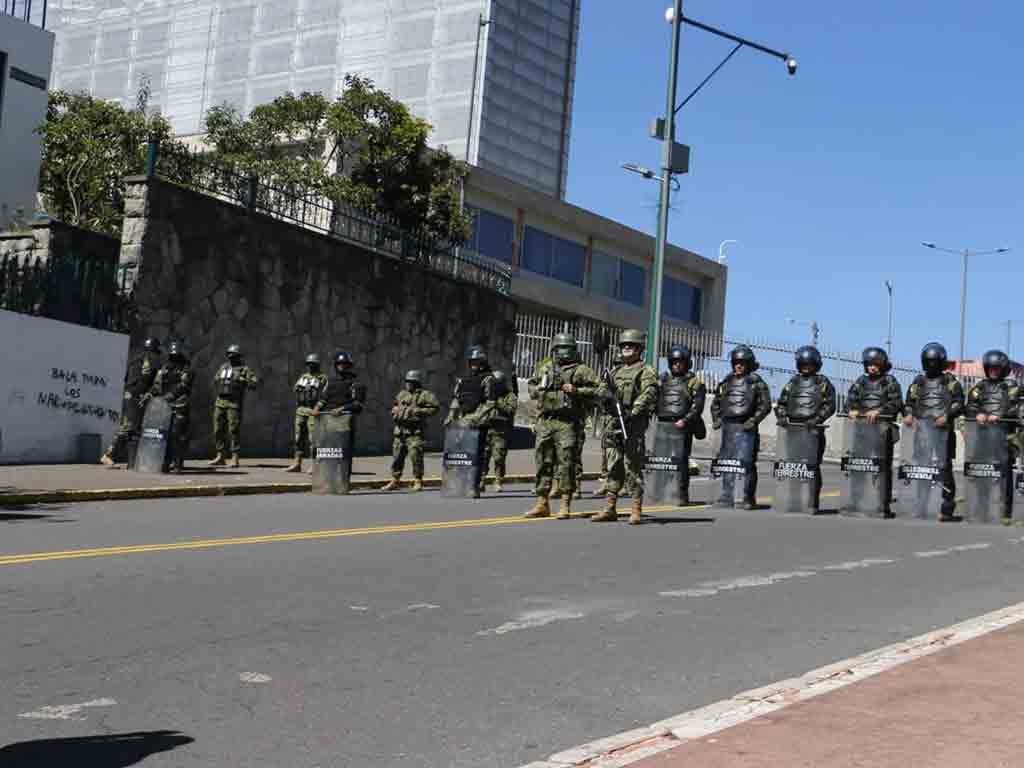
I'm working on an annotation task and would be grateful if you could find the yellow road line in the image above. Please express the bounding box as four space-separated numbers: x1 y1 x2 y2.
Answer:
0 504 694 567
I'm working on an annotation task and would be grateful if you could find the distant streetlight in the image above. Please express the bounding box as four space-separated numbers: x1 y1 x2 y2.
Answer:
718 239 738 264
884 280 894 357
787 317 820 347
921 242 1011 362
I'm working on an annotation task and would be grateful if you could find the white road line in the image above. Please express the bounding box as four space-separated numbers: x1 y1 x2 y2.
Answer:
239 672 272 684
477 609 586 637
19 698 116 720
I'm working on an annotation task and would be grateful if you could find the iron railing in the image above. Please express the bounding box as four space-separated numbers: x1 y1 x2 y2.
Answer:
148 140 512 296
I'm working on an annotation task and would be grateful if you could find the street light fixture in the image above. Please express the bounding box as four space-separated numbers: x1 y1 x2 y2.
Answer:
787 317 820 347
884 280 894 357
920 242 1011 364
644 2 796 365
718 239 738 264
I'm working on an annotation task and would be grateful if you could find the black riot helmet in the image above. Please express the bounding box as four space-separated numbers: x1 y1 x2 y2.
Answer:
730 345 759 372
167 341 188 363
861 346 891 374
304 353 321 372
334 351 354 373
467 345 488 373
226 343 242 363
982 349 1011 380
921 343 948 376
668 345 692 373
795 345 822 374
143 337 162 354
551 332 578 364
491 369 509 397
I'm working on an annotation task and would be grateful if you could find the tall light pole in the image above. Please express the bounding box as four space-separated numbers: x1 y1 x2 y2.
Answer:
921 242 1011 364
718 239 738 264
465 14 491 166
1002 320 1013 358
884 280 894 357
644 4 796 365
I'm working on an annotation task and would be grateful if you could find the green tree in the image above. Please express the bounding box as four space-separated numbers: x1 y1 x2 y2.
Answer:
203 75 472 245
38 84 172 236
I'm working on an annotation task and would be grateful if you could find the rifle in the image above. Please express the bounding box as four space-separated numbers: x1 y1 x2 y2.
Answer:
603 369 629 441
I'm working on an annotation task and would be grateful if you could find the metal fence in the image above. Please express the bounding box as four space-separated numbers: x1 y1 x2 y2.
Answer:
149 140 512 296
0 252 134 332
514 312 987 408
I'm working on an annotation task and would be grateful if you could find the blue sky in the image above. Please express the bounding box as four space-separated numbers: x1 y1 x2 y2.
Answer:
565 0 1022 364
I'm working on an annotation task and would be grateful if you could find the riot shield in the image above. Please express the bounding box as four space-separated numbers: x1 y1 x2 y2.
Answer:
312 414 354 495
773 425 822 514
133 398 174 474
442 425 482 498
963 421 1010 524
897 420 950 520
711 421 756 507
840 419 887 516
644 420 690 506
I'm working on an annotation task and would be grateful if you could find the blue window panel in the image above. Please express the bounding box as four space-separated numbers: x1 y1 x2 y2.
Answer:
522 226 553 275
551 235 585 287
620 260 646 307
590 250 618 299
468 206 515 264
663 277 703 325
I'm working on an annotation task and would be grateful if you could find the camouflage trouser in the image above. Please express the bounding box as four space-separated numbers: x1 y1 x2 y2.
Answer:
212 401 243 455
604 420 647 498
482 422 509 479
294 407 317 458
535 417 580 497
107 394 144 459
574 421 585 481
600 416 636 492
392 428 427 479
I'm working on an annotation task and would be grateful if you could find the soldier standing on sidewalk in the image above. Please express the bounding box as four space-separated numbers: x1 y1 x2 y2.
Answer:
656 345 707 505
285 353 328 474
524 332 600 520
382 370 441 492
593 330 659 524
481 370 518 493
147 341 194 474
101 337 162 466
209 344 260 468
445 346 496 498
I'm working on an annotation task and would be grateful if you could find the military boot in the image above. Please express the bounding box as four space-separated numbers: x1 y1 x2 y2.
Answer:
100 450 115 466
411 478 424 492
284 453 303 473
208 452 226 467
169 459 185 474
591 496 618 522
381 476 401 492
629 497 643 525
556 495 572 520
493 477 504 493
550 480 561 498
574 485 583 499
523 496 551 518
230 453 241 468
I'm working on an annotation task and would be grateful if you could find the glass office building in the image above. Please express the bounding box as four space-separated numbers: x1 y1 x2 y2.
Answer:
50 0 580 198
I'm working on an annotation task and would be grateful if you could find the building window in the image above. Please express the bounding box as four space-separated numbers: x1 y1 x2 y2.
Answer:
522 225 584 287
591 250 645 307
466 206 515 264
663 276 703 325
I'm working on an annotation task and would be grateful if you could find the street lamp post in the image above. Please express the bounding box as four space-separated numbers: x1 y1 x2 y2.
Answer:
921 242 1011 363
788 317 820 347
643 4 796 365
885 280 894 357
718 239 738 264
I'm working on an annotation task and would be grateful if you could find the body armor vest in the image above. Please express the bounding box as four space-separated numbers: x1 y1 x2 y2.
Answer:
786 375 822 422
160 366 186 399
296 374 322 407
124 355 151 397
216 365 243 398
457 374 485 412
322 376 358 411
720 374 755 420
858 375 888 411
914 376 950 420
658 373 691 421
978 380 1012 417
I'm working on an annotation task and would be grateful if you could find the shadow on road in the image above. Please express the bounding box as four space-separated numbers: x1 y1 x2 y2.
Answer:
0 730 194 767
642 516 716 525
0 511 74 523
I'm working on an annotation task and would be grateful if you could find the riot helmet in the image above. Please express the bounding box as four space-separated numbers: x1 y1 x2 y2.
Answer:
668 345 692 374
861 347 891 374
226 343 243 363
143 337 162 354
168 341 187 363
795 345 822 374
920 343 948 377
730 345 758 373
467 345 488 373
551 332 578 364
491 369 509 397
304 353 321 372
982 349 1010 380
334 351 354 374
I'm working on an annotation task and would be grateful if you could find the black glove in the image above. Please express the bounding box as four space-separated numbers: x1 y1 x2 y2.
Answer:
742 418 757 432
347 402 363 414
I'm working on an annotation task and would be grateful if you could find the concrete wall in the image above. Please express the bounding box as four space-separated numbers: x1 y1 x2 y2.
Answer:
121 176 518 458
0 15 54 229
0 308 129 464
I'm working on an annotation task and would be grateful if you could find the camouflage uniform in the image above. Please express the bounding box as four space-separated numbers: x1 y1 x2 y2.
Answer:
446 347 497 499
148 352 194 472
286 360 328 472
481 373 518 489
388 383 441 483
210 348 260 465
102 343 161 464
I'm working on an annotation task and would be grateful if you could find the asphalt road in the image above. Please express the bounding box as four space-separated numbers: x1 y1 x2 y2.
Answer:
4 465 1024 767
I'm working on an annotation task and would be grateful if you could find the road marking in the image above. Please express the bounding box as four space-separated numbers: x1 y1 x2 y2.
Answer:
19 698 116 720
0 505 696 567
239 672 272 684
407 603 441 611
914 542 992 558
525 600 1024 767
477 609 587 636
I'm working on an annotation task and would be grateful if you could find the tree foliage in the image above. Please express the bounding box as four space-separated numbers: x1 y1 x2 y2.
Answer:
203 75 472 245
38 84 171 236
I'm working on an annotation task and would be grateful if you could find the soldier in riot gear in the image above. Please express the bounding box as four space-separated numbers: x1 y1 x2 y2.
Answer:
312 352 367 421
710 345 773 509
593 329 659 524
147 341 194 473
382 370 441 492
964 349 1021 523
209 343 260 468
524 332 599 519
774 345 837 511
846 346 904 517
481 370 518 493
903 343 964 520
445 346 496 498
285 353 328 474
656 345 707 504
101 337 162 466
